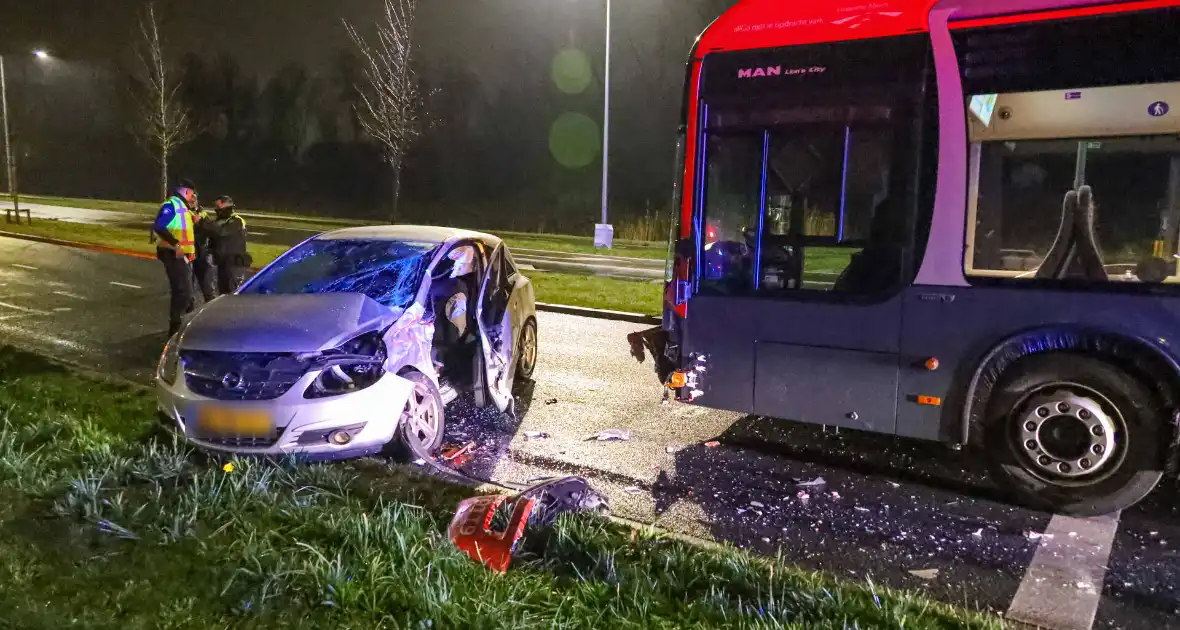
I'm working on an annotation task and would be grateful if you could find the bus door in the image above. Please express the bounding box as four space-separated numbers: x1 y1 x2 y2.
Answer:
688 121 915 434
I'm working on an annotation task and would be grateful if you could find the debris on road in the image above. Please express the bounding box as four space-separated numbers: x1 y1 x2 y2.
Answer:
544 398 558 405
1025 530 1054 542
449 476 608 573
623 486 644 494
797 491 811 505
796 476 826 487
749 500 765 509
586 428 631 442
440 442 475 467
909 568 940 580
704 440 720 448
971 528 984 539
665 444 681 453
523 430 549 440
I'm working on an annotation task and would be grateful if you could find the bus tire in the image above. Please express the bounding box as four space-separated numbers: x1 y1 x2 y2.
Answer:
983 353 1164 516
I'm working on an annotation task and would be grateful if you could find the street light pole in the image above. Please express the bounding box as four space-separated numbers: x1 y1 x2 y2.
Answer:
593 0 613 249
0 54 20 225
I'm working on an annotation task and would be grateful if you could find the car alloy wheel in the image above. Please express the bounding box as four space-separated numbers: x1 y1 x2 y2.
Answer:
517 318 538 381
402 376 442 451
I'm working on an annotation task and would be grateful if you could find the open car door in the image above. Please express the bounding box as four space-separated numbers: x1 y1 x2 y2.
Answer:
475 244 515 413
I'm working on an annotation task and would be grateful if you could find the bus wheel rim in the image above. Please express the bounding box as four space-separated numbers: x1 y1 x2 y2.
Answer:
1012 385 1123 483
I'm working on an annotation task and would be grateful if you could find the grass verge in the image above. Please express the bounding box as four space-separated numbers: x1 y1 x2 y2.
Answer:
0 346 1000 629
18 194 669 259
0 218 663 314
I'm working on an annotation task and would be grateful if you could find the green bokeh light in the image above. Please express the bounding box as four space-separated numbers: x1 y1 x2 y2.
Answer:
551 48 593 95
549 112 600 169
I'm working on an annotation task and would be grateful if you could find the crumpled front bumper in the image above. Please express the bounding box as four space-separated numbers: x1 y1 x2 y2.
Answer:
156 368 415 460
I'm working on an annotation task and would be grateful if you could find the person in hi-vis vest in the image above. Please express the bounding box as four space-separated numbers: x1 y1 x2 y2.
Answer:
152 177 200 337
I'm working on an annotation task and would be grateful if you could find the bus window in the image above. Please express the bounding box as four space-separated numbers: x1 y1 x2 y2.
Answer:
958 8 1180 285
697 98 919 297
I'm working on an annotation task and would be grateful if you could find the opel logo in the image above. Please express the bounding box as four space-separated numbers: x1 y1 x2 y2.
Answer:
221 372 245 391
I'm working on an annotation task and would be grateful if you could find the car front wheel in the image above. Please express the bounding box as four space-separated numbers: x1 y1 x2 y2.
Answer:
396 370 445 457
516 317 538 381
983 354 1165 516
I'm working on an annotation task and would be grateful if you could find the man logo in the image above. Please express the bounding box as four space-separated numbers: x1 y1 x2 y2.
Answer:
738 66 781 78
1149 101 1170 117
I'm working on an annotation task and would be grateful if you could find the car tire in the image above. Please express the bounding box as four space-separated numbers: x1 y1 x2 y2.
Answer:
983 353 1164 516
394 370 446 458
516 317 538 382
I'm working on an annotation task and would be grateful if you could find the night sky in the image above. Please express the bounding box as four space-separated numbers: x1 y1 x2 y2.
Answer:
0 0 731 88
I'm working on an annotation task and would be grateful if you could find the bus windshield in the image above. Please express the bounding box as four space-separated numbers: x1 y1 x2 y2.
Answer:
695 34 932 297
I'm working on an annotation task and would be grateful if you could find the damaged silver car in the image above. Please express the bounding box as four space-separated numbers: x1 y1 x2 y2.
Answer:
155 226 538 459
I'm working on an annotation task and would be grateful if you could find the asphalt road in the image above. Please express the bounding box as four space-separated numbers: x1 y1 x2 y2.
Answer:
1 234 1178 630
4 202 665 280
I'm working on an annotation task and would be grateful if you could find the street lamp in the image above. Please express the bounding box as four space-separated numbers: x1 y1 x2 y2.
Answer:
2 49 51 224
593 0 613 249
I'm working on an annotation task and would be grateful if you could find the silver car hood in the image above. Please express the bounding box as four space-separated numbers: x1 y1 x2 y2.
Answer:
179 293 398 353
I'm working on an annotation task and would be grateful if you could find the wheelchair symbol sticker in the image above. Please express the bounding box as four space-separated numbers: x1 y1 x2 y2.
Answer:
1149 101 1170 117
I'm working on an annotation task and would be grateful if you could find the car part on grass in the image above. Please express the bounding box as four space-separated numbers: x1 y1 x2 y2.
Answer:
448 475 609 572
448 493 534 573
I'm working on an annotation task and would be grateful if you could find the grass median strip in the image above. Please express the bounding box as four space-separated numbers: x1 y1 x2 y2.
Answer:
21 194 669 260
1 218 663 314
0 346 998 629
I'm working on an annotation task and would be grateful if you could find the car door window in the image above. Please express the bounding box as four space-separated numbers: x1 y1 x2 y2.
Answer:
482 248 510 323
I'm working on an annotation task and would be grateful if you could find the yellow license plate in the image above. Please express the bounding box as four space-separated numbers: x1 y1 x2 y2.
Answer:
195 407 273 438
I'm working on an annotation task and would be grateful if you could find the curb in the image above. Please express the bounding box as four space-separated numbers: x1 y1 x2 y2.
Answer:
0 230 663 325
0 229 158 261
535 301 660 325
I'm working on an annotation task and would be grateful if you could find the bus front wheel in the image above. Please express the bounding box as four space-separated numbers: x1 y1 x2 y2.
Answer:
984 354 1165 516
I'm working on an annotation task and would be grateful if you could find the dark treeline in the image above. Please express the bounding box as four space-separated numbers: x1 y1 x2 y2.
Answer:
6 0 735 238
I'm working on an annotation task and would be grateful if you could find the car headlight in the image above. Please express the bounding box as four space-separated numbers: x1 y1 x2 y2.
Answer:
304 331 387 399
157 335 181 385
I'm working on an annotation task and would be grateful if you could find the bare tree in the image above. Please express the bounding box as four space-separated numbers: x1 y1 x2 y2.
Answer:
344 0 424 223
131 2 194 200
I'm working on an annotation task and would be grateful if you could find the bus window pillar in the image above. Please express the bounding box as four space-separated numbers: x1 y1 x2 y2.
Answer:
1165 157 1180 274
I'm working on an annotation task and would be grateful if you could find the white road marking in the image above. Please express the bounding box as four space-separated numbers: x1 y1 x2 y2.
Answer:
53 291 87 300
109 281 143 289
53 307 72 312
248 231 269 236
0 301 50 315
1006 512 1121 630
11 264 38 270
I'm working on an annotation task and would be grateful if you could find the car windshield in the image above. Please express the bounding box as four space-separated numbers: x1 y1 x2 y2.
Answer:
241 239 439 309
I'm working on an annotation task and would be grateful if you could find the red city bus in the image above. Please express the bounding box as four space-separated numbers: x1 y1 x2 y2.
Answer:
631 0 1180 515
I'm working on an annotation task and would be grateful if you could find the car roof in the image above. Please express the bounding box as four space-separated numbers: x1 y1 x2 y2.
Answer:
314 225 503 249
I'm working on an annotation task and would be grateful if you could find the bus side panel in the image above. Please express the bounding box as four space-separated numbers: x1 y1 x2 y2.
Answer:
687 293 903 426
754 343 899 433
897 286 1180 443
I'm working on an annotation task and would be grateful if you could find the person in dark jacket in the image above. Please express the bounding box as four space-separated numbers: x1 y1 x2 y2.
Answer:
191 199 218 304
209 196 251 295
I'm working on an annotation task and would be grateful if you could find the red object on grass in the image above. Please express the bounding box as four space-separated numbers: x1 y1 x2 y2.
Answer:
447 494 535 573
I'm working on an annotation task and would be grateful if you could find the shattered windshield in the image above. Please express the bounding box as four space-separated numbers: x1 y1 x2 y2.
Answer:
241 239 439 309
